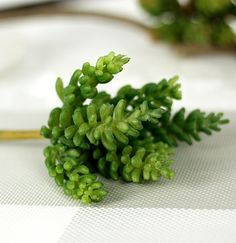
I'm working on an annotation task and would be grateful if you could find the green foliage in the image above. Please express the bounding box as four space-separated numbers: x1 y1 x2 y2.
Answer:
139 0 180 15
43 144 107 204
139 0 236 49
41 52 229 204
195 0 231 16
147 108 229 146
98 140 175 182
111 76 181 110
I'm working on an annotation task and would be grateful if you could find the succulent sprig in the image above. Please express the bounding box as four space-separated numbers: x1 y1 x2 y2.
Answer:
112 76 181 110
139 0 236 50
147 108 229 146
40 52 229 204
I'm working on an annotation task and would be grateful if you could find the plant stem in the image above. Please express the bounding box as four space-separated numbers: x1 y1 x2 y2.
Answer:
0 5 152 35
0 130 42 140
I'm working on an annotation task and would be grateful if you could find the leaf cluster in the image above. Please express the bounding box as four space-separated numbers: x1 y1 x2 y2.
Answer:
139 0 236 49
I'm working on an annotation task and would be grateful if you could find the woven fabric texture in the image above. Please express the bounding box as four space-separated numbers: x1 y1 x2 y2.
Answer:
59 208 236 243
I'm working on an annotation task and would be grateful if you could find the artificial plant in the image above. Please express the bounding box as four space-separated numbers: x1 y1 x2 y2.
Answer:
39 52 229 204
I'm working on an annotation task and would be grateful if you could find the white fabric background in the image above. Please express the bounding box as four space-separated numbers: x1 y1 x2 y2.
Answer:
0 0 58 9
0 0 236 242
59 208 236 243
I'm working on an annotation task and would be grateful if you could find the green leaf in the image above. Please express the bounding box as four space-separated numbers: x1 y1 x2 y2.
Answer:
55 77 64 102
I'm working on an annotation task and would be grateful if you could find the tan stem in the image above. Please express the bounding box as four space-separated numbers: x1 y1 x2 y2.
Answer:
0 4 155 38
0 130 42 140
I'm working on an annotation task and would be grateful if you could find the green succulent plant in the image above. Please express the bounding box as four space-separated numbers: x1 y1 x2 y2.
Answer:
40 52 229 204
139 0 236 49
195 0 231 16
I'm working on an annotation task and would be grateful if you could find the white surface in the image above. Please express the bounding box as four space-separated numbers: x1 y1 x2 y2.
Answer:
67 0 149 24
0 1 236 243
59 208 236 243
0 205 77 243
0 0 57 9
